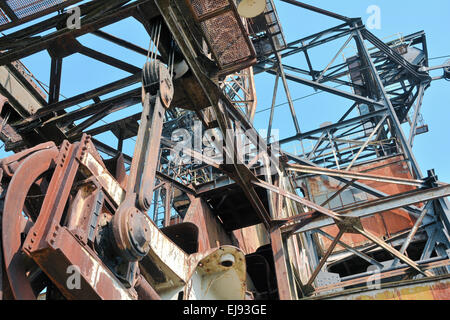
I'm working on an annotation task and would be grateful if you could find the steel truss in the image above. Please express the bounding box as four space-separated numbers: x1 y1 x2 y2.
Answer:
0 0 448 300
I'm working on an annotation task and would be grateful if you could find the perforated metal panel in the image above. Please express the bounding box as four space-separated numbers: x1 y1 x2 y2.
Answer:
201 11 251 66
187 0 256 74
190 0 229 16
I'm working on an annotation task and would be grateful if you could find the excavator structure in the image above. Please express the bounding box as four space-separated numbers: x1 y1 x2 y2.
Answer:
0 0 449 300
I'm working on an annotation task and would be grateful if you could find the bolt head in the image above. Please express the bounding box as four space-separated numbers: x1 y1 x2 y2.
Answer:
128 211 151 256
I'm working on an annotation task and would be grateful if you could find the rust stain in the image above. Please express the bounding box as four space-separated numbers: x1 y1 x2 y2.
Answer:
346 280 450 300
308 156 422 251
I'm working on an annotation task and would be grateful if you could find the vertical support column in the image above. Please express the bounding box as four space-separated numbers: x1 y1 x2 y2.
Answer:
353 27 423 179
117 130 124 153
271 228 293 300
391 201 433 267
275 52 301 135
0 174 4 300
436 195 450 236
435 244 450 273
163 183 172 227
0 193 3 300
408 83 426 147
306 229 345 287
267 71 280 143
303 231 320 272
152 187 161 222
49 57 63 105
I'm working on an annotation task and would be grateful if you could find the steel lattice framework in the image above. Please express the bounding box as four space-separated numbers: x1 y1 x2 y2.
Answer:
0 0 449 300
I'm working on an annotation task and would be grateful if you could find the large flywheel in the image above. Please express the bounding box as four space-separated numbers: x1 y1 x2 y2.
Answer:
1 144 59 300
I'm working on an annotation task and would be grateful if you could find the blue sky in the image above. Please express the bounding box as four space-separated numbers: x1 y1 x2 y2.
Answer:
1 0 449 182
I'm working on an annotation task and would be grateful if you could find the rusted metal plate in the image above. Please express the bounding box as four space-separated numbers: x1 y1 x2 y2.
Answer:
79 151 126 207
0 96 25 151
185 246 247 300
76 147 192 293
140 215 190 292
65 180 104 245
160 223 199 254
312 259 450 296
306 156 420 251
232 224 269 255
29 226 135 300
323 276 450 300
183 196 235 253
0 65 44 116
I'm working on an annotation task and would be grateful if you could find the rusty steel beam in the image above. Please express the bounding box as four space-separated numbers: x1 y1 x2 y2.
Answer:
79 151 126 207
283 184 450 234
0 0 153 66
307 229 345 287
163 184 172 227
156 171 196 197
280 0 352 22
23 138 85 255
286 163 425 188
15 73 141 127
42 87 141 127
78 45 141 74
91 137 201 197
313 259 450 297
48 57 63 104
268 70 385 108
391 202 433 267
255 179 435 278
0 0 447 303
270 228 292 300
29 226 135 300
135 274 161 300
92 30 149 56
284 152 425 217
315 229 384 268
277 109 387 145
353 225 433 277
252 179 343 222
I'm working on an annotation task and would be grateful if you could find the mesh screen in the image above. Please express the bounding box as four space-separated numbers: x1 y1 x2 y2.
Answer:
190 0 229 17
201 11 251 67
189 0 254 70
0 8 11 25
6 0 65 19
